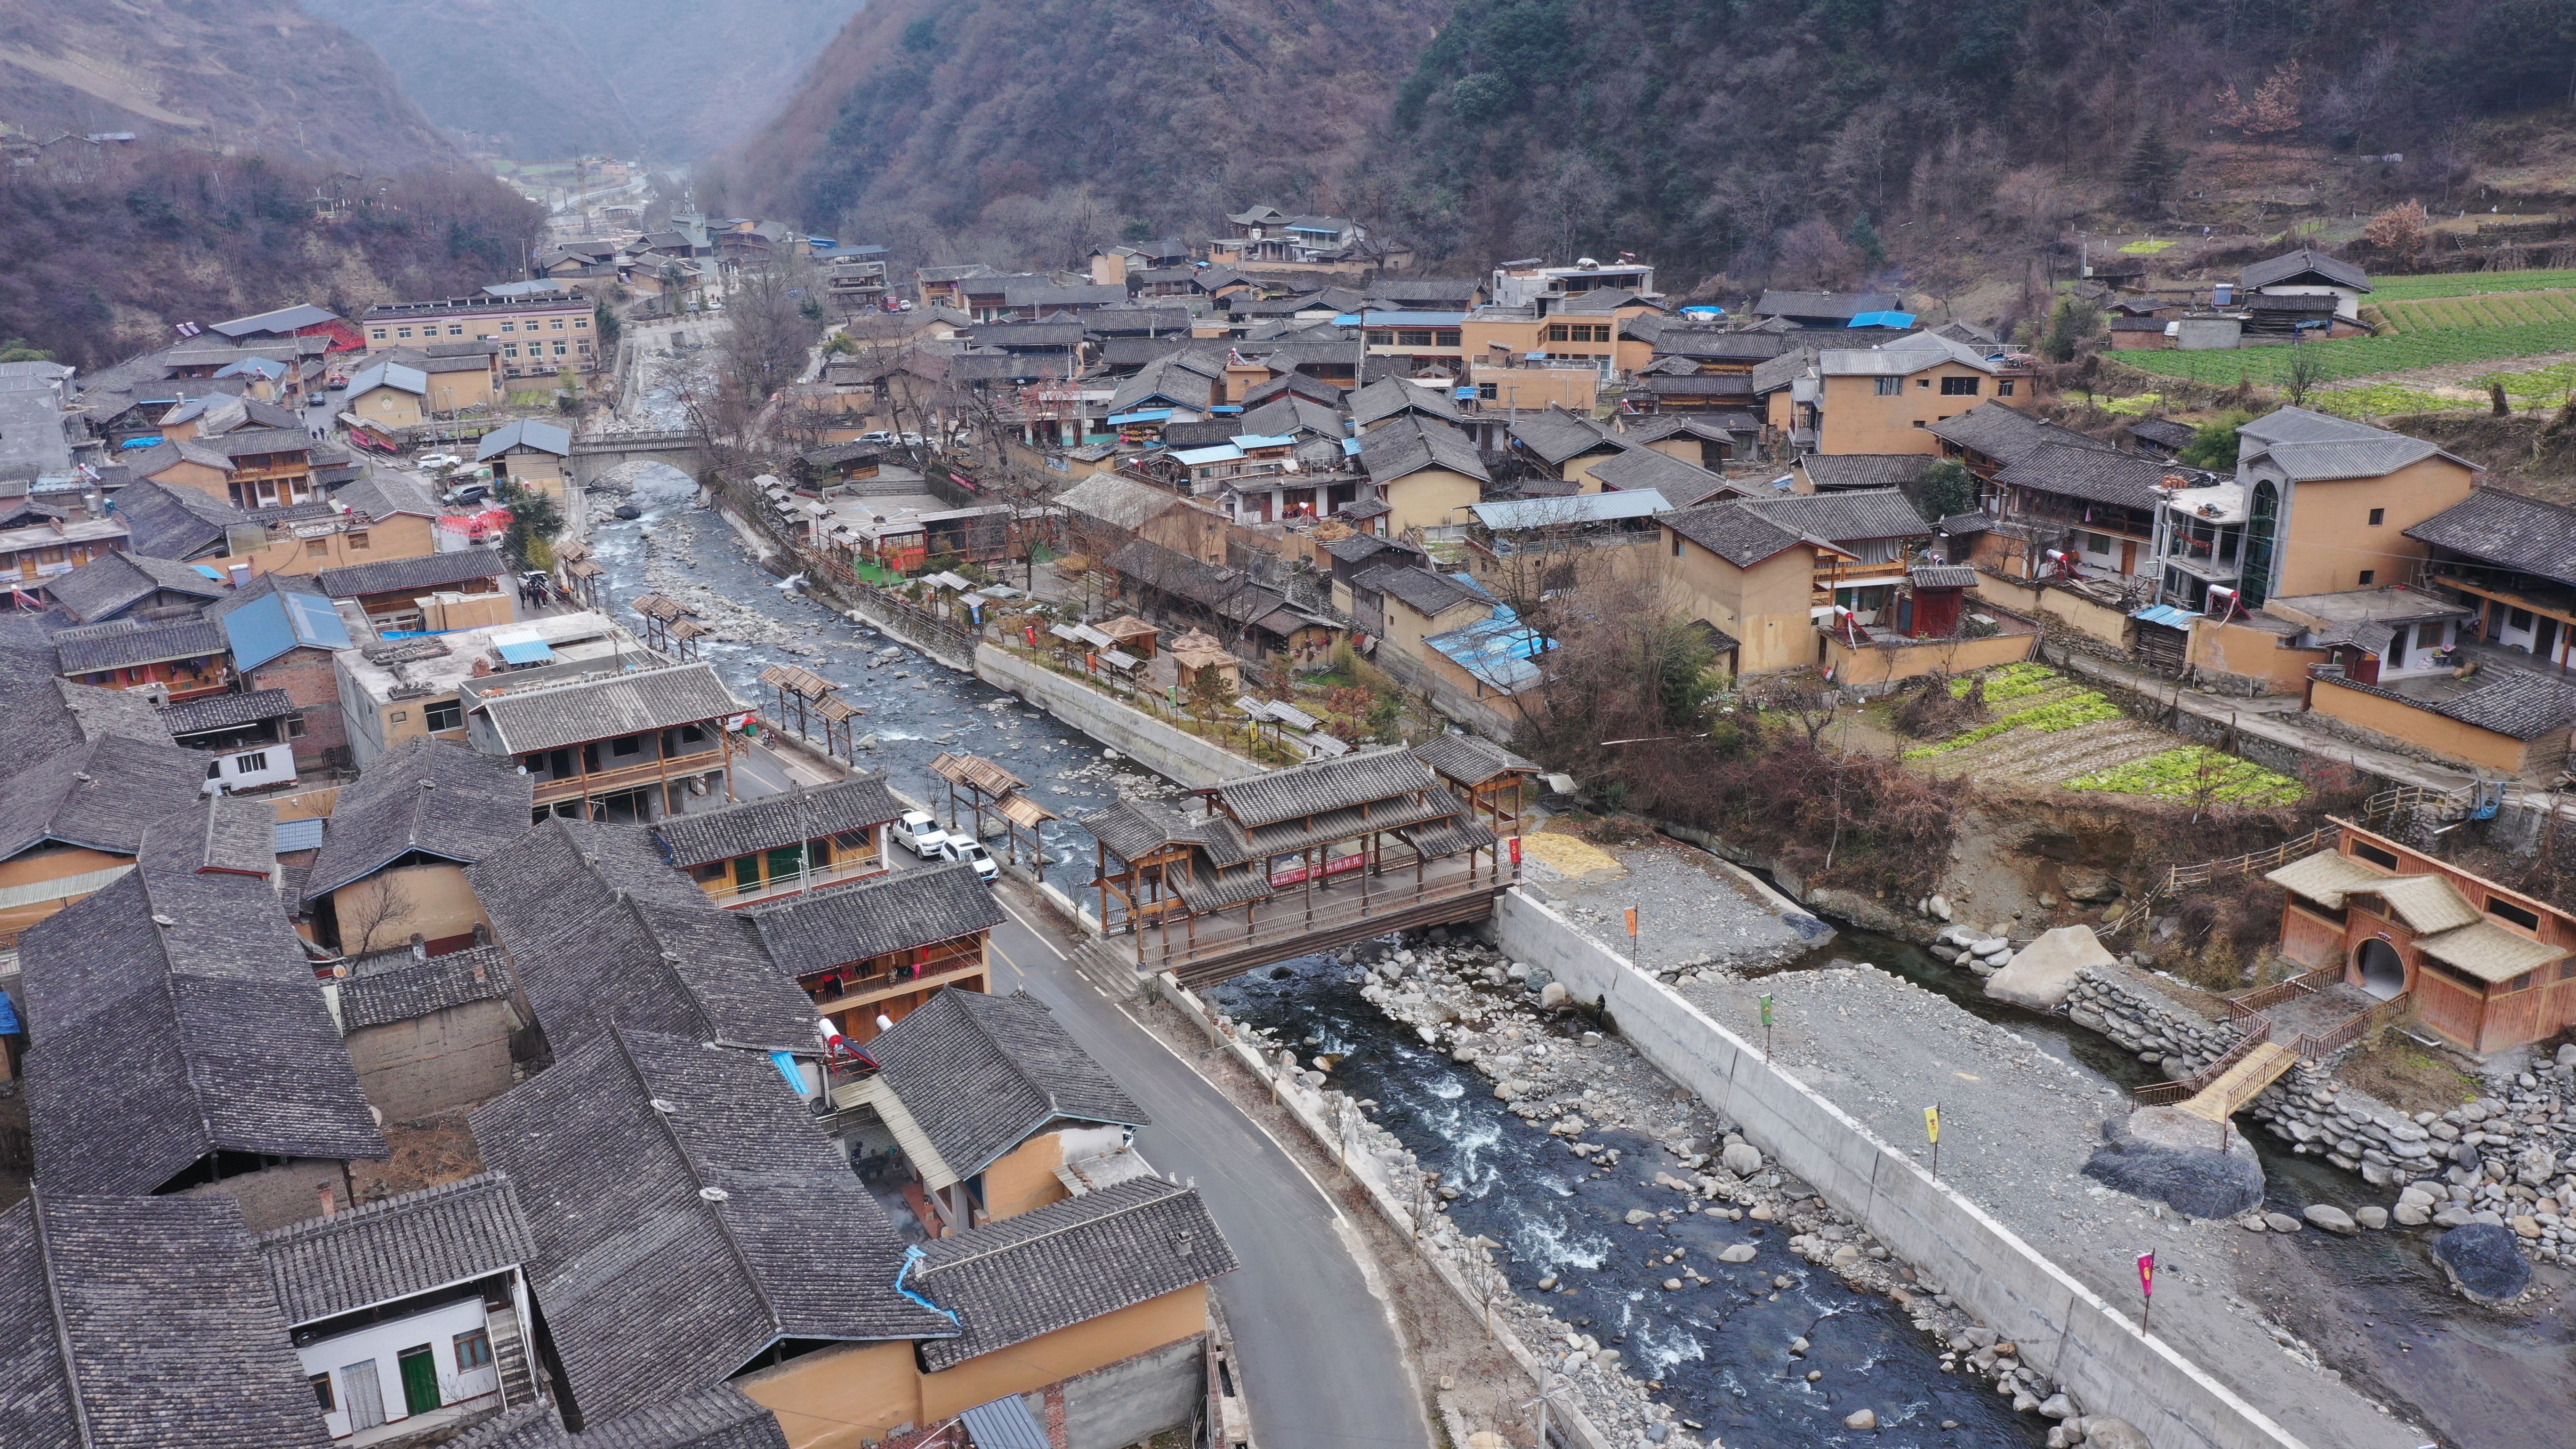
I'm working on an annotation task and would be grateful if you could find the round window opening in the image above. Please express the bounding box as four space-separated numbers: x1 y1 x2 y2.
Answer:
2357 938 2406 1000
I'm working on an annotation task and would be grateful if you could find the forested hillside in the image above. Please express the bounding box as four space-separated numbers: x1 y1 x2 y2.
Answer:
0 0 457 170
0 146 542 369
726 0 2576 288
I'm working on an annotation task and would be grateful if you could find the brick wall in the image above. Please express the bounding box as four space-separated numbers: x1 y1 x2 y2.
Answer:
253 647 353 770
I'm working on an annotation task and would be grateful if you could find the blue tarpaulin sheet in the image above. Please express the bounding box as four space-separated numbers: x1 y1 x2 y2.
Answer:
0 990 19 1035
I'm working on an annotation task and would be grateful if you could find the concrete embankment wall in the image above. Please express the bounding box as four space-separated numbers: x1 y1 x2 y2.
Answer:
973 644 1259 789
1489 888 2308 1449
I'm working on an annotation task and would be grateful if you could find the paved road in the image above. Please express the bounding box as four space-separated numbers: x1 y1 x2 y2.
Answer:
968 863 1431 1449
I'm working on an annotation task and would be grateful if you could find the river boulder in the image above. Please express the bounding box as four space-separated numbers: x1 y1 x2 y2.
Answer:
2432 1222 2532 1303
1985 926 2116 1011
2082 1106 2264 1218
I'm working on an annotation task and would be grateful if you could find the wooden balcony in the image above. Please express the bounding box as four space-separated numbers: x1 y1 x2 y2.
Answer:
529 751 726 807
706 853 887 907
809 953 988 1015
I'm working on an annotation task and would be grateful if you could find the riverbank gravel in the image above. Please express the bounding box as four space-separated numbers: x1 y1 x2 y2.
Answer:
1526 834 1817 976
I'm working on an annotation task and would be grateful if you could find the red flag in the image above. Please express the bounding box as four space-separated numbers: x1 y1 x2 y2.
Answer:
1509 837 1522 866
1625 906 1639 938
2137 1252 2155 1298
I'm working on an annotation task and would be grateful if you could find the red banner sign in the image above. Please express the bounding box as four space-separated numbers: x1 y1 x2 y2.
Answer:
2136 1252 2155 1298
1271 853 1364 887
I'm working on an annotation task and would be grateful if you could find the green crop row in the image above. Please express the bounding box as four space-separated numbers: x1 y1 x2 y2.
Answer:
2064 746 2305 805
2306 383 2480 419
2383 291 2576 333
1950 661 2060 703
2119 320 2576 386
1904 689 2121 759
2368 269 2576 301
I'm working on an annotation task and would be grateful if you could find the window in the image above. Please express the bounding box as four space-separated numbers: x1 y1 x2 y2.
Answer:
2086 532 2111 555
1545 324 1569 342
423 699 463 731
347 531 369 550
678 723 706 743
396 327 414 339
2354 840 2401 869
1478 382 1498 401
1916 377 1931 388
501 321 515 333
2367 507 2386 526
551 319 566 330
2358 569 2375 586
2488 896 2541 930
612 734 643 756
2418 622 2445 650
504 343 519 359
449 325 466 336
1436 330 1461 347
574 317 588 329
311 1374 336 1412
453 1328 493 1371
1940 376 1980 396
305 538 330 557
1366 329 1394 346
389 710 409 723
2510 607 2535 630
579 340 593 354
554 341 569 356
1996 379 2016 396
286 714 308 738
234 751 269 773
1670 530 1684 557
1874 377 1902 396
369 329 388 342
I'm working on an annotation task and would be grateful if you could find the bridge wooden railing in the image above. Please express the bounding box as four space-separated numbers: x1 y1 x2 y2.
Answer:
2133 1018 2272 1107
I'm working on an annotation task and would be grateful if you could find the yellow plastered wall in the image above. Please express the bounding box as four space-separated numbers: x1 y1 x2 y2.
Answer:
1818 364 2029 455
1381 468 1481 536
0 844 130 939
326 862 489 955
980 1133 1071 1220
2271 458 2477 598
2306 676 2541 774
1660 531 1820 675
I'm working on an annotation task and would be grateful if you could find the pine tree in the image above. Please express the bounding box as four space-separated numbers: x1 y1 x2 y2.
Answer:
1844 212 1886 273
2122 124 2182 204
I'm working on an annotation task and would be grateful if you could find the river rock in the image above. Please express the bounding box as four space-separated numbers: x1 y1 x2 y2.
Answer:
2393 1200 2431 1227
1539 982 1571 1008
2061 868 2121 904
2433 1222 2533 1303
1717 1243 1759 1263
1927 894 1953 921
2354 1205 2388 1229
1843 1409 1877 1431
2303 1204 2359 1235
2037 1393 2076 1420
1985 926 2116 1011
1625 1208 1656 1225
2083 1107 2265 1218
2077 1419 2150 1449
2263 1211 2302 1232
1722 1142 1764 1176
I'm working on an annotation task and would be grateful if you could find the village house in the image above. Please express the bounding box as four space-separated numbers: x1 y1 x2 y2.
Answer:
460 658 743 822
1460 490 1674 599
1750 290 1903 328
2408 487 2576 668
321 546 514 634
1658 490 1936 676
379 338 509 412
477 418 576 498
0 676 204 942
1 1191 343 1449
750 861 1007 1043
0 503 125 594
2240 247 2374 326
2268 821 2576 1055
52 614 235 700
210 301 367 352
1358 414 1488 535
211 574 357 765
335 941 522 1120
1805 331 2038 456
259 1172 541 1443
2182 406 2481 610
656 774 903 905
332 610 638 767
467 818 821 1063
302 737 534 957
1505 406 1629 489
46 548 228 622
16 805 388 1229
345 360 434 429
158 686 303 792
363 292 598 378
1055 471 1233 568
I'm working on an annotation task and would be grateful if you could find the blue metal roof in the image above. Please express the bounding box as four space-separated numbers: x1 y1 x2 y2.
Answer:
496 636 557 665
1107 409 1175 425
1336 311 1469 327
1231 434 1295 449
1848 311 1918 328
221 589 355 672
1173 444 1245 466
1425 603 1551 692
2132 604 2201 628
274 817 325 854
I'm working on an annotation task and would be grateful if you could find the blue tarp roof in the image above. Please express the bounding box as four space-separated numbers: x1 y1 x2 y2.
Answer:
1425 602 1551 693
1681 305 1727 317
1848 311 1918 328
495 636 557 665
221 588 356 672
0 989 18 1036
1107 409 1175 424
1335 312 1469 327
2132 604 2201 628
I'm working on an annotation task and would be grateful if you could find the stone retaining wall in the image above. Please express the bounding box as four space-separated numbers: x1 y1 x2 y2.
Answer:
1492 890 2308 1449
973 644 1263 789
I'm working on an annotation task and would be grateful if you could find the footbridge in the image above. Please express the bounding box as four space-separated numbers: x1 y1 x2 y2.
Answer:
570 427 709 485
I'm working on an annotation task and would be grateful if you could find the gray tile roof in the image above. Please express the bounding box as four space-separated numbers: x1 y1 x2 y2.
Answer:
47 552 225 622
872 988 1149 1179
258 1172 537 1326
19 869 386 1194
2235 404 2386 447
334 471 443 521
1360 413 1489 484
110 479 250 559
1348 564 1484 619
1584 445 1729 499
912 1178 1234 1371
2332 668 2576 741
1662 500 1812 568
749 860 1004 976
318 546 509 599
1 1191 336 1449
0 733 207 861
1073 797 1252 869
1739 488 1933 543
1797 454 1932 491
157 686 297 736
1925 402 2112 467
2240 248 2371 293
1215 747 1441 828
339 943 516 1030
1056 473 1187 532
1104 538 1247 611
2250 436 2462 482
467 820 816 1055
655 777 904 869
1909 564 1980 588
2407 489 2576 587
2124 417 2198 450
1753 290 1900 321
1508 407 1622 466
470 1029 956 1418
447 1389 789 1449
1349 377 1461 428
52 616 229 675
136 795 276 878
1411 733 1537 789
1992 443 2185 510
305 737 534 899
1 675 173 757
471 662 744 755
1748 347 1820 395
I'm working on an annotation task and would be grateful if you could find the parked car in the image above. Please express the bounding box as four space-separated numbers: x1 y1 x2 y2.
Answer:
892 811 947 858
937 834 999 883
443 482 491 507
418 452 463 470
858 430 894 443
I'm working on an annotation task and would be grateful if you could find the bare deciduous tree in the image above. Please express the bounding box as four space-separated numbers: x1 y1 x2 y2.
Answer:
335 877 419 958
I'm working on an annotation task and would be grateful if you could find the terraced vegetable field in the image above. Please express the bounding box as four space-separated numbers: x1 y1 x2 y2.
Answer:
2065 746 2305 805
2117 320 2576 386
2382 291 2576 331
2369 269 2576 301
1898 665 2276 801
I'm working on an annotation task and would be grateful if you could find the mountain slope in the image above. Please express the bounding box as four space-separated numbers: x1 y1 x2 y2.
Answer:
715 0 1447 263
0 0 457 170
312 0 865 160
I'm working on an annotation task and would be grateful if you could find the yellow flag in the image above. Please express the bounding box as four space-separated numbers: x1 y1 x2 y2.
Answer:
1924 1106 1941 1144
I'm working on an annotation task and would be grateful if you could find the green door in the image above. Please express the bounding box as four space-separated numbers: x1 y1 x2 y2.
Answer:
765 843 805 888
397 1345 441 1417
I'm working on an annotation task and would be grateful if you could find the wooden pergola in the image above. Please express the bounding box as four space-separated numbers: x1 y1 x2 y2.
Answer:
759 663 863 759
926 751 1027 844
633 593 710 660
993 790 1059 867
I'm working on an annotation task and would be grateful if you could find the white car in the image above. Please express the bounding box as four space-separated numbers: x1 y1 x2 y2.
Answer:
892 811 946 858
937 835 999 882
418 452 463 470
